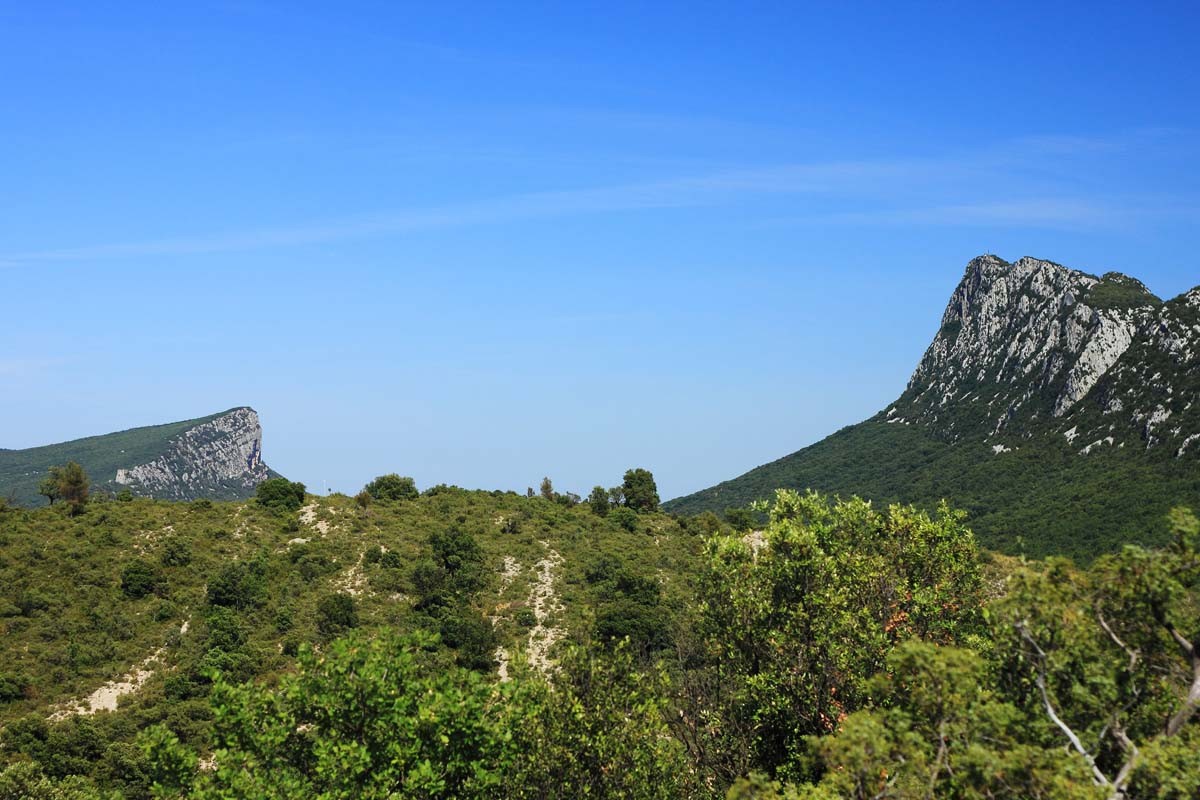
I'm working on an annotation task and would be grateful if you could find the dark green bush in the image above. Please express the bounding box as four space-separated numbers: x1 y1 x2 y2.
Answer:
316 593 358 637
206 562 266 610
254 478 306 513
159 538 192 568
609 507 639 532
363 474 419 502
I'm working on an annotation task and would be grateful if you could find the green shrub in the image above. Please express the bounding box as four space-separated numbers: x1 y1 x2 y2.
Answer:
363 474 419 502
206 562 266 610
0 673 28 703
609 507 639 532
316 593 358 636
159 537 192 567
254 478 306 512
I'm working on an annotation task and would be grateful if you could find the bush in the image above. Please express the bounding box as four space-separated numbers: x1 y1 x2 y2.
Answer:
439 608 497 671
363 474 419 502
254 478 306 512
120 561 165 597
316 593 358 636
206 562 266 610
0 673 28 703
724 507 757 532
159 538 192 568
609 507 639 532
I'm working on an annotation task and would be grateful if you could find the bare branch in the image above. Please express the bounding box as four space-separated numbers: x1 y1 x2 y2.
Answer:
1096 605 1139 673
1165 659 1200 736
1018 622 1110 787
1110 721 1139 798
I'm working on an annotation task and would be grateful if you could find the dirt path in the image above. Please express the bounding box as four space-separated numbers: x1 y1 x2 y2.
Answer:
49 619 189 720
525 542 565 674
493 556 523 681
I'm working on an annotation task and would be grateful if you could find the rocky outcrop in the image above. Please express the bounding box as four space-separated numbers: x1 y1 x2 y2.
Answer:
897 255 1198 455
114 407 272 499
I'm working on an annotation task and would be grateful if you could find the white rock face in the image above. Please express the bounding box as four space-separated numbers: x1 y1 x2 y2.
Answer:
114 407 270 499
899 255 1198 455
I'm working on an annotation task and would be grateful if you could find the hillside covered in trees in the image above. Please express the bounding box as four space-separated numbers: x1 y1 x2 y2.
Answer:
1 473 1198 798
667 256 1200 563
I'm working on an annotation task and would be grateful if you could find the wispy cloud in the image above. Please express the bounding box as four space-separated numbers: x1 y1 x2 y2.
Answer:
1 131 1190 266
0 161 924 266
805 198 1132 231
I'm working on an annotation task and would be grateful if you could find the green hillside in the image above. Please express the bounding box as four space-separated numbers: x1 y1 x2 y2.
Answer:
0 412 228 507
0 408 271 506
664 419 1200 562
0 485 708 796
3 486 1199 797
665 258 1200 563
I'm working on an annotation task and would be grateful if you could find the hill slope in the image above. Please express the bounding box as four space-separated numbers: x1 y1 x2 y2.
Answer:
0 407 275 506
666 255 1200 560
0 489 705 794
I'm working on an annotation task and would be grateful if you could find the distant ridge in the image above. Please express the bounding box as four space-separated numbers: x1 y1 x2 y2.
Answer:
665 255 1200 561
0 407 276 505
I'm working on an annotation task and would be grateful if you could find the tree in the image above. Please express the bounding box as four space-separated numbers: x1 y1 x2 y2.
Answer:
539 477 554 500
682 490 983 785
363 474 418 502
589 486 610 517
621 468 660 513
354 490 372 514
255 478 306 512
206 561 267 610
38 462 90 515
724 507 756 532
38 467 62 506
145 631 515 799
316 593 358 637
989 507 1200 799
120 559 165 599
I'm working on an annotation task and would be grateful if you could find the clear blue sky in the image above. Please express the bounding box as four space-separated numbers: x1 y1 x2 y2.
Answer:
3 2 1198 499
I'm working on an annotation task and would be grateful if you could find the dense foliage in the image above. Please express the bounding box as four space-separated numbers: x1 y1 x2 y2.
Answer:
666 419 1200 563
253 478 307 512
38 462 90 516
0 409 251 507
362 474 419 502
1 487 1198 797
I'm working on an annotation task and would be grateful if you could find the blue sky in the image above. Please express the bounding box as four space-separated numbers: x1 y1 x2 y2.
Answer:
2 2 1199 499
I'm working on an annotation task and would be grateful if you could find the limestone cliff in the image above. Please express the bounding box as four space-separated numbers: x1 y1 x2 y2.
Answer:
113 407 271 500
0 406 277 506
895 255 1198 456
665 254 1200 559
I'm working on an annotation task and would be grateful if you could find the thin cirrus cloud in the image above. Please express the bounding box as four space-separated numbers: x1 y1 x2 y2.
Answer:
0 134 1179 266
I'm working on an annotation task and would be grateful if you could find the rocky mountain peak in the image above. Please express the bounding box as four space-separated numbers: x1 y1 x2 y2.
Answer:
891 255 1197 456
114 407 271 499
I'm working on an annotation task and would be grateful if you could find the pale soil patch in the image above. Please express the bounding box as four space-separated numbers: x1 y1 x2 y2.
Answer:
299 503 332 535
133 524 174 555
492 556 525 681
497 556 522 593
742 529 767 559
50 618 190 720
50 649 165 720
525 542 565 675
232 507 254 538
333 553 368 597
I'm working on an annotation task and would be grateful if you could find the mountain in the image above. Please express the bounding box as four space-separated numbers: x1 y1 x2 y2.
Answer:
0 407 275 505
665 255 1200 560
